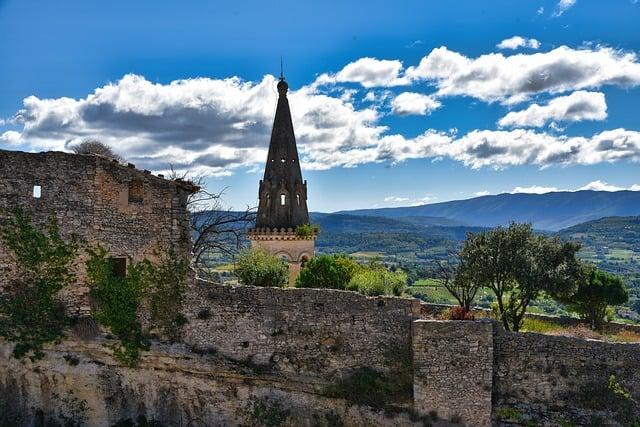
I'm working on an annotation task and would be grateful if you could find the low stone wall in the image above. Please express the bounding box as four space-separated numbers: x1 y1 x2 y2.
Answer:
493 325 640 425
181 281 421 378
412 320 494 427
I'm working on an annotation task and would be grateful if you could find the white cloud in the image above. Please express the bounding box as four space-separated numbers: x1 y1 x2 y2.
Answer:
405 45 640 103
409 195 436 206
390 92 441 115
506 181 640 194
553 0 577 17
384 196 410 202
498 91 607 128
444 128 640 169
313 44 640 105
511 185 560 194
577 180 624 191
329 57 408 88
0 130 21 144
497 36 541 50
5 74 389 175
4 71 640 177
474 190 491 196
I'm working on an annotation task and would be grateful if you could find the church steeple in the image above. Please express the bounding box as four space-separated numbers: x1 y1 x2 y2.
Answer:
255 75 310 229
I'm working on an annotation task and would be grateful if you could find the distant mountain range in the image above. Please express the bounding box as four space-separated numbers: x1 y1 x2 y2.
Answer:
336 190 640 231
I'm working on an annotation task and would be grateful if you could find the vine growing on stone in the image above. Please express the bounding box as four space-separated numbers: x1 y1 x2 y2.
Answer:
86 246 190 366
0 209 78 360
142 247 190 341
86 247 149 367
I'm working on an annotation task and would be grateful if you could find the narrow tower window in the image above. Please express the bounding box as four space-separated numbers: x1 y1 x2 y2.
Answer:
296 194 300 206
280 194 286 206
33 185 41 198
265 193 271 207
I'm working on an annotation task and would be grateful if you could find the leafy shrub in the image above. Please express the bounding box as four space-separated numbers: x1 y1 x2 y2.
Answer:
561 268 628 330
296 254 360 290
234 249 289 287
0 210 78 359
442 306 475 320
347 268 407 296
295 223 319 237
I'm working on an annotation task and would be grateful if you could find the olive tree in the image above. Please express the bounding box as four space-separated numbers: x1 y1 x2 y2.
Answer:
458 222 582 331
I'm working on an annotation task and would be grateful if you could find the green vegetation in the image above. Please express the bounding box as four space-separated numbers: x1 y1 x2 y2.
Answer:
323 367 410 409
0 209 78 359
560 268 629 330
247 397 290 427
143 248 190 340
347 267 407 296
496 407 523 422
295 254 408 297
234 249 289 287
87 246 191 366
295 223 319 237
458 223 582 331
87 247 149 367
296 254 360 290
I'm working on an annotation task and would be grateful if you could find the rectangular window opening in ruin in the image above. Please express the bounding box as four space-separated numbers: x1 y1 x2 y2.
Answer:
109 257 127 278
33 185 41 198
128 179 144 204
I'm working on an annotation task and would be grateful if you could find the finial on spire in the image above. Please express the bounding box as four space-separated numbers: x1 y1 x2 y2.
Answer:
277 56 288 96
280 56 284 81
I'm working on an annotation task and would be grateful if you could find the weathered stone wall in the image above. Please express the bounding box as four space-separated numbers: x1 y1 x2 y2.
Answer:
412 319 494 427
182 281 420 379
493 325 640 425
0 340 426 427
0 150 194 314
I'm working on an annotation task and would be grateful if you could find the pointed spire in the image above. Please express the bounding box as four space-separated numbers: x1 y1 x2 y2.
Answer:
255 73 309 229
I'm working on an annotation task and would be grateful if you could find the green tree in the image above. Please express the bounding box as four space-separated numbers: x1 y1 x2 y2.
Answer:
347 267 407 296
296 254 360 290
436 253 482 313
0 209 78 359
234 249 289 287
458 223 581 331
562 268 628 330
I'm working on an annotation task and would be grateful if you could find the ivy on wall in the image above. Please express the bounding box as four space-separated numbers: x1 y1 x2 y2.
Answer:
86 246 190 366
0 209 78 359
86 247 149 367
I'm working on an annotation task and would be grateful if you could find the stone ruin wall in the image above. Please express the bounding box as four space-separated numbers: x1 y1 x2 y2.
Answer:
0 150 193 314
493 326 640 425
0 282 639 425
181 280 420 378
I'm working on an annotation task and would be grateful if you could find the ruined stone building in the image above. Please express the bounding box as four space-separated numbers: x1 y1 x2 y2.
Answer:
0 149 197 313
248 76 316 284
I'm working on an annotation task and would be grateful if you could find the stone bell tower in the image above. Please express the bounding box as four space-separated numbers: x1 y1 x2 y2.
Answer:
248 74 316 285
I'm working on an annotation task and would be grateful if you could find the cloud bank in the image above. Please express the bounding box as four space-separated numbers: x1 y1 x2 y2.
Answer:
498 91 607 128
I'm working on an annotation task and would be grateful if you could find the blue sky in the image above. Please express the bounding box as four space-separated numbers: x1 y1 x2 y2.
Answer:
1 0 640 212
